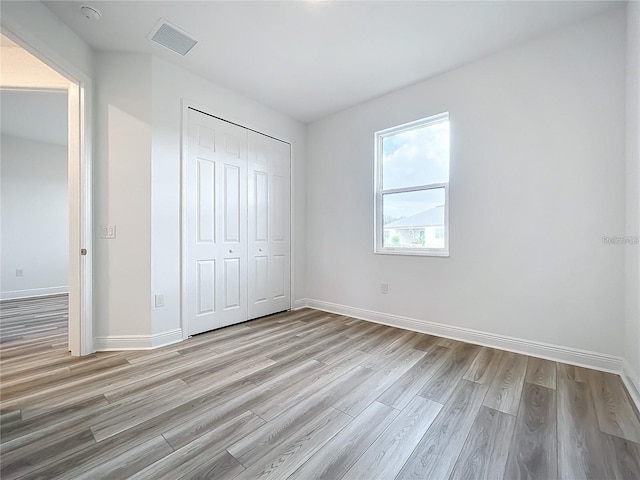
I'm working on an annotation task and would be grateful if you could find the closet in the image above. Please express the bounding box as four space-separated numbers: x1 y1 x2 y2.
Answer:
185 107 291 336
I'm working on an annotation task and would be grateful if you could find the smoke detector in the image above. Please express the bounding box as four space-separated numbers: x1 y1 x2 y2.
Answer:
148 19 198 56
80 5 101 21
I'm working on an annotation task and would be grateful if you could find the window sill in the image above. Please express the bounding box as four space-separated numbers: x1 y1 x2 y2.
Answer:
374 248 449 257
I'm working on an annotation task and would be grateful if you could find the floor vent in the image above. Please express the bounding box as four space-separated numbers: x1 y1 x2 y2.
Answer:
149 19 198 56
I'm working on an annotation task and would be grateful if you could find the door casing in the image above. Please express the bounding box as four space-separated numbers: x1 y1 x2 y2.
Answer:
0 27 93 355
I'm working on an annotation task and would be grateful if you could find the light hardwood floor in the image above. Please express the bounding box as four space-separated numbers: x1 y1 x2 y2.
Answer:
1 295 640 479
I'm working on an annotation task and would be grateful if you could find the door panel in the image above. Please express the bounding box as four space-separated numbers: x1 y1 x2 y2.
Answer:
254 255 269 302
272 174 285 241
197 260 215 315
223 257 241 310
197 159 215 243
223 164 241 243
254 171 268 241
187 109 247 335
272 254 285 299
247 131 291 319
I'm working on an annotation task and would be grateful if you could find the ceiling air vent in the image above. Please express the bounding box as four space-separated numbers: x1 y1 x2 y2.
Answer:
149 19 198 56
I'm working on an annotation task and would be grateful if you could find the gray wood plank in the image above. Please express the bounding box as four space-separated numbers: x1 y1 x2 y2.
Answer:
525 357 557 389
332 348 425 416
251 351 371 422
505 382 557 480
557 374 613 480
600 433 640 480
0 428 96 480
462 346 504 385
436 337 462 348
412 333 439 352
417 342 482 403
178 450 245 480
227 366 370 467
162 359 325 450
376 345 450 410
342 395 442 480
232 407 352 480
483 351 528 415
557 362 589 383
587 369 640 442
130 411 265 480
90 379 200 441
65 436 174 480
360 329 423 370
289 401 399 480
449 406 516 480
397 379 489 480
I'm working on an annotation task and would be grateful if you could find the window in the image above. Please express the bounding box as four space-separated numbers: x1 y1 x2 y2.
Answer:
375 113 450 256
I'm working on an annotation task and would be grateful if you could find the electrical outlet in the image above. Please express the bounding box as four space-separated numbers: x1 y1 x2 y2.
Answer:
101 225 117 239
155 294 165 308
380 283 388 294
16 269 23 277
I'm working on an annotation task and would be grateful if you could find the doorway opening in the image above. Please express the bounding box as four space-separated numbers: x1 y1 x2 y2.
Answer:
0 31 92 356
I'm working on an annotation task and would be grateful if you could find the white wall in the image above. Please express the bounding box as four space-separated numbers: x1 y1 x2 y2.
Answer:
1 135 68 299
624 1 640 401
305 9 626 358
0 89 68 146
150 56 306 336
91 52 306 344
93 52 153 338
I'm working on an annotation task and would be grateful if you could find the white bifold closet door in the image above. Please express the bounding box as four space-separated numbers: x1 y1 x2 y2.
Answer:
186 108 290 336
247 130 291 319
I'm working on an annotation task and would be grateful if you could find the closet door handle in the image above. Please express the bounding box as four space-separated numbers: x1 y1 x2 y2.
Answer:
258 248 263 252
229 249 233 254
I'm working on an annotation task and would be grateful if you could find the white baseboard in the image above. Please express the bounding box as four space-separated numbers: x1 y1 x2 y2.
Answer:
305 298 623 374
293 299 308 310
622 361 640 413
0 286 69 301
94 328 183 351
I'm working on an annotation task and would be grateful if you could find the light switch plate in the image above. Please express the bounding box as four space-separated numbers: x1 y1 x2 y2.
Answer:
101 225 116 239
155 294 165 308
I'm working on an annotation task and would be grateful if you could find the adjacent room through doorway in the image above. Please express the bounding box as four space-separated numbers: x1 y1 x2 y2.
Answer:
0 34 70 350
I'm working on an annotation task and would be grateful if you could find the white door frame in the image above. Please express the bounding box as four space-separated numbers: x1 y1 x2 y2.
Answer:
180 100 294 338
1 28 94 356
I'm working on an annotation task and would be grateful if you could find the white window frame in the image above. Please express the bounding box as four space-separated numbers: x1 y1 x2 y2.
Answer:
374 112 450 257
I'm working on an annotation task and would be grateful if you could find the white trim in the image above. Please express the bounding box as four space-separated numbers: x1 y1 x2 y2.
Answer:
0 287 69 301
180 100 189 340
293 299 308 310
95 328 183 351
305 298 623 374
622 361 640 414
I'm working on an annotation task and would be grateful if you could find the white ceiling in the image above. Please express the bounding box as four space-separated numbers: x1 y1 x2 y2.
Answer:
43 1 622 123
1 90 68 146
